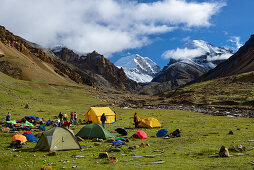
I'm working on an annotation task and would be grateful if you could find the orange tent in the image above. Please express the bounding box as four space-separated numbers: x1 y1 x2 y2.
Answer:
12 134 27 143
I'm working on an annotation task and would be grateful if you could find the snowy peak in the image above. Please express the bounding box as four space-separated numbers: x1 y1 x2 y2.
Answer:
165 40 234 70
115 54 161 83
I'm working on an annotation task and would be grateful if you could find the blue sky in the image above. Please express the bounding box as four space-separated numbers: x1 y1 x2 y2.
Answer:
112 0 254 66
0 0 253 67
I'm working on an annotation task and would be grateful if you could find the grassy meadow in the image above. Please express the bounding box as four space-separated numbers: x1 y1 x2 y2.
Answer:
0 72 254 169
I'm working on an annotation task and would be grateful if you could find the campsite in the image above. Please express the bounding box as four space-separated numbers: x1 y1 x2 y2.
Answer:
0 81 253 169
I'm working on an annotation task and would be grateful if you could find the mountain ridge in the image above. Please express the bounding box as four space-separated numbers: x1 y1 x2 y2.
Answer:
115 54 161 83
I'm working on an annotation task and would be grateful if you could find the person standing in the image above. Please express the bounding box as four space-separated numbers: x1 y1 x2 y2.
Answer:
63 113 68 122
58 112 63 125
100 113 107 128
134 113 138 128
74 112 78 125
70 112 74 122
6 112 11 121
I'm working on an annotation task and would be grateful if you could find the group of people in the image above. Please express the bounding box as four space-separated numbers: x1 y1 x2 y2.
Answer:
56 112 78 128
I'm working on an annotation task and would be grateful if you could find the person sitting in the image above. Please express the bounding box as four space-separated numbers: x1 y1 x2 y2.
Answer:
63 121 71 129
171 129 181 137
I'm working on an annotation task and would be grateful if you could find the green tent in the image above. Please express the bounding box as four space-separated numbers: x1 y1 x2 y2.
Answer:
21 121 34 127
6 120 17 124
34 127 81 151
76 124 116 139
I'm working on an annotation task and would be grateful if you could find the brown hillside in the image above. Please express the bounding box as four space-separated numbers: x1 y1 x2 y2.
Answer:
0 26 84 85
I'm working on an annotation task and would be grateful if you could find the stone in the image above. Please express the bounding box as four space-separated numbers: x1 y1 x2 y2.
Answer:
219 146 229 157
24 104 30 109
108 157 118 163
94 142 102 146
72 155 85 158
99 152 109 159
110 148 121 152
92 138 99 142
228 131 233 135
48 151 57 156
149 161 165 164
41 166 52 170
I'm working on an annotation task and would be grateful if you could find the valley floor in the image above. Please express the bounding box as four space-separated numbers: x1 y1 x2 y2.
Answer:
0 74 253 169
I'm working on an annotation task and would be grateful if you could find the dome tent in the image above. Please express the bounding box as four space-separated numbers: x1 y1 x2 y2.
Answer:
76 124 116 139
34 127 81 151
138 117 161 128
84 107 116 124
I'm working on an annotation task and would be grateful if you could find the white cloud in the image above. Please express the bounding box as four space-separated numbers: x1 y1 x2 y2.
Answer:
207 53 232 61
162 47 205 60
228 36 243 51
0 0 225 56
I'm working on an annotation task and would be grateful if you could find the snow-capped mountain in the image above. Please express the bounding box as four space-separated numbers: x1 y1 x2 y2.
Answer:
166 40 234 70
115 54 161 83
153 40 234 83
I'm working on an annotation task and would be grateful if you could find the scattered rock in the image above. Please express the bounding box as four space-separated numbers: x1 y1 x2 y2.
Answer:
144 154 161 158
153 149 161 152
94 142 102 146
140 142 146 147
229 145 246 152
128 145 140 150
99 152 109 159
228 131 233 135
72 166 78 168
72 155 85 158
248 140 254 142
108 157 118 163
24 104 30 109
219 146 229 157
149 161 165 164
41 166 52 170
92 138 99 142
110 148 121 152
251 161 254 165
106 138 115 143
234 153 244 156
132 155 143 158
48 151 57 156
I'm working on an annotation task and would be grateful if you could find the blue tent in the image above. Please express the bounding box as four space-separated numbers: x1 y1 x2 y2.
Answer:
23 133 38 142
156 129 168 137
25 116 39 121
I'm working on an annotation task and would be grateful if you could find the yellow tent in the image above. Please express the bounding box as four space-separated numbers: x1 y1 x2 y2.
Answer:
137 117 161 128
85 107 116 124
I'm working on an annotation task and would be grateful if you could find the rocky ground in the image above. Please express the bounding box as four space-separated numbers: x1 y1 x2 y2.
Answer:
91 89 254 118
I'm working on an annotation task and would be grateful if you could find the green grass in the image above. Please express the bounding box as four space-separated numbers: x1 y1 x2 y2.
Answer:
163 71 254 106
0 72 253 169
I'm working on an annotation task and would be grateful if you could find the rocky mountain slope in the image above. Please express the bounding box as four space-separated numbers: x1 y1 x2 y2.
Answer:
193 35 254 82
0 26 85 85
115 54 161 83
153 40 233 83
0 26 137 91
52 47 138 91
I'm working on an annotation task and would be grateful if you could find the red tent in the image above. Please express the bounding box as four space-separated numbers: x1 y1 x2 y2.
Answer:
23 131 34 135
137 130 148 139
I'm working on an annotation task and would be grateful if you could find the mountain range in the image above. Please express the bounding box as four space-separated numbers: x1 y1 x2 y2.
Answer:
115 54 161 83
1 25 254 108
